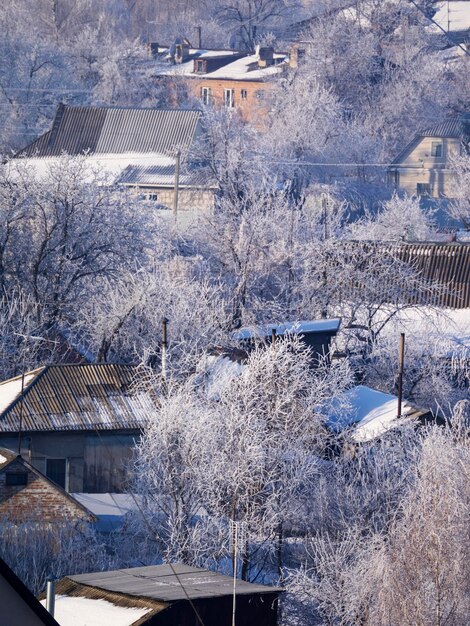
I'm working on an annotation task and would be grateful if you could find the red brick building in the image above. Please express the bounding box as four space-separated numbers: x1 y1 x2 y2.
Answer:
0 448 94 523
154 39 290 122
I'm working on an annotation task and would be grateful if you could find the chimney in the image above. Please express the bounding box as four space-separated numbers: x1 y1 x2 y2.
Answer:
289 45 305 69
174 36 191 64
257 46 274 68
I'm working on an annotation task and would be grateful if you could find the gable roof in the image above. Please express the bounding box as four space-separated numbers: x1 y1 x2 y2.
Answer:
0 364 158 433
0 448 96 521
17 105 201 158
0 556 61 626
391 114 470 165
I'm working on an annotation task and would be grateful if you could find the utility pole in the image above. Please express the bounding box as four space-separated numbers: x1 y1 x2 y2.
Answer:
397 333 405 418
173 149 181 223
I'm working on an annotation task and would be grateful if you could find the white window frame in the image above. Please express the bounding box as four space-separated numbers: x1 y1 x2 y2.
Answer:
224 88 235 109
201 87 211 106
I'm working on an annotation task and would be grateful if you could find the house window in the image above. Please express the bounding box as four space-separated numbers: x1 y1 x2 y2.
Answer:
224 88 235 109
431 142 443 157
196 60 205 73
201 87 211 106
241 89 248 100
146 193 159 201
46 458 67 489
417 183 431 196
5 472 28 486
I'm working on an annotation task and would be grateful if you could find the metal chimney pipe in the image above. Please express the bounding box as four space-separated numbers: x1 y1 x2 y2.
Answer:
161 318 169 380
397 333 405 418
46 577 56 617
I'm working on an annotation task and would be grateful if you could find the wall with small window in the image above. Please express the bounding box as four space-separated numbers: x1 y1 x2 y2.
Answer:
0 457 92 522
390 136 461 198
189 78 276 124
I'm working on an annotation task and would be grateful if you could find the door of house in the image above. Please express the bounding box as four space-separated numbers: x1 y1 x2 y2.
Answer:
46 458 67 489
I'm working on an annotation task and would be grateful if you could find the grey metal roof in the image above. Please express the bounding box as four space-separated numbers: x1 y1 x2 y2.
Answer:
69 564 281 602
0 364 158 433
391 114 470 166
118 164 215 188
420 114 470 138
17 105 201 158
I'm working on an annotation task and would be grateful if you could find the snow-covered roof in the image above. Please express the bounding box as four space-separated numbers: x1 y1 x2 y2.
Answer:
0 373 36 414
117 163 215 189
160 49 288 81
71 493 139 532
231 318 341 341
325 385 430 443
432 1 470 33
40 595 152 626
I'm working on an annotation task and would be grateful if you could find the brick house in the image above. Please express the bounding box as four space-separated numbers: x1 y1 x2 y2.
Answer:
0 448 94 523
154 39 290 123
0 364 158 493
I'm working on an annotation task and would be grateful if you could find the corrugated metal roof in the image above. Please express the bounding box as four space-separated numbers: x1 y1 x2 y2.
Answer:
420 114 470 138
346 242 470 309
118 164 215 188
17 105 201 158
0 364 158 433
69 564 281 602
391 114 470 165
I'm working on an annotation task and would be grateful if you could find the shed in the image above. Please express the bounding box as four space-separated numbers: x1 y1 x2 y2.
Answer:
44 564 281 626
324 385 434 442
231 318 341 363
0 364 159 493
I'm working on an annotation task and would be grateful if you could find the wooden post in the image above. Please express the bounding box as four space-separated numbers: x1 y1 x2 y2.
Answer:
397 333 405 418
173 150 181 223
161 318 168 380
271 327 277 350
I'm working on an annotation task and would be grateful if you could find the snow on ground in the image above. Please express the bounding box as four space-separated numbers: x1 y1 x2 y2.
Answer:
196 354 245 400
0 454 8 465
40 595 152 626
0 373 36 414
368 307 470 352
